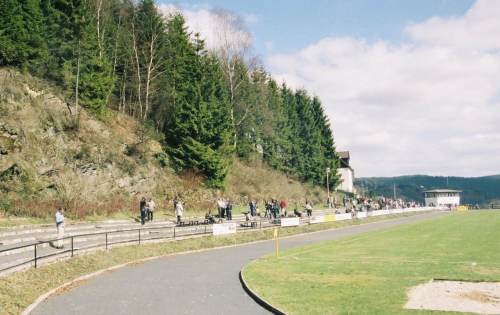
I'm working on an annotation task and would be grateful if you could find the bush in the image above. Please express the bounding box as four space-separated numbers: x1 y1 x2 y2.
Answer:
154 151 169 167
0 198 11 213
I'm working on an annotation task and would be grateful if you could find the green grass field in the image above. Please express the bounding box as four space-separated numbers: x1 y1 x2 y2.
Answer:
243 211 500 315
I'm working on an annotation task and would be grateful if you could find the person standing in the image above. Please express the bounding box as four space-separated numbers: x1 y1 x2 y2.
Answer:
275 200 280 218
305 201 313 217
140 197 147 225
280 199 287 217
221 198 227 219
226 200 233 221
147 198 156 222
217 198 225 220
175 199 184 224
249 200 256 217
55 207 65 249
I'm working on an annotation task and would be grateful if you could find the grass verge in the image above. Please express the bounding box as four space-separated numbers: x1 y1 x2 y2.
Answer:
0 211 433 315
242 211 500 315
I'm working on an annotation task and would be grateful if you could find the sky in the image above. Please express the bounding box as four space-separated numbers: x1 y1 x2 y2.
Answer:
158 0 500 178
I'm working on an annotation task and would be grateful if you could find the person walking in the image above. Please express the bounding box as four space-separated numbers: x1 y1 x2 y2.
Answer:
175 199 184 224
140 197 147 225
147 198 156 222
55 207 65 249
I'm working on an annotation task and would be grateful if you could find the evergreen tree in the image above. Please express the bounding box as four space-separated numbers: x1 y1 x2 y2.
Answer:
0 0 48 74
162 15 232 187
41 0 81 83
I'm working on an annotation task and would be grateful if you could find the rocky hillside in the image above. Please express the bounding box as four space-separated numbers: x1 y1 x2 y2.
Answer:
0 69 329 219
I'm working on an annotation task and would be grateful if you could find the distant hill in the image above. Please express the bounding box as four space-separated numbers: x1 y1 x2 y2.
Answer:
355 175 500 206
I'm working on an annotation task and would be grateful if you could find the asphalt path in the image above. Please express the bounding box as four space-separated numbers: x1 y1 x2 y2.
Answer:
31 211 447 315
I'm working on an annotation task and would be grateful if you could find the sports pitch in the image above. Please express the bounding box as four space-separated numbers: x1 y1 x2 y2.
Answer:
243 211 500 314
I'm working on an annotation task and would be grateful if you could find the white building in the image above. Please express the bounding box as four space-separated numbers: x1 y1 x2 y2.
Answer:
338 151 354 193
424 189 461 207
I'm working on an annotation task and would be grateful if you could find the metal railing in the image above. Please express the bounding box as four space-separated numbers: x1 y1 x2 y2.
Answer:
0 207 438 275
0 217 279 274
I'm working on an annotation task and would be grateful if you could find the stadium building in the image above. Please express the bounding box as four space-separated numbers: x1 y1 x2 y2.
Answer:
338 151 354 193
424 189 461 207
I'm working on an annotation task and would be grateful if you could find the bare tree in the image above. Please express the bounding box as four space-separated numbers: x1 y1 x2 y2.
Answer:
131 19 143 119
95 0 103 58
212 10 253 149
143 23 165 121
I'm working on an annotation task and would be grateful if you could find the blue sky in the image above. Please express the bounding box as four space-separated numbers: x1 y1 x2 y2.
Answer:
159 1 500 177
162 0 474 56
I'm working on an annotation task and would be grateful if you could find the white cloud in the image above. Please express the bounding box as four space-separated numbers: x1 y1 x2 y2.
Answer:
267 0 500 177
157 4 253 51
405 1 500 51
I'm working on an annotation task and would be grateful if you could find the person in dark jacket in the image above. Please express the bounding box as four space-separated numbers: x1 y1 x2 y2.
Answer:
226 200 233 220
140 197 147 225
270 200 276 219
249 200 257 217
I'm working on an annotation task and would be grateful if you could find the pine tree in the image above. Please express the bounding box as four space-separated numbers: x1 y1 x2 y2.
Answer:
41 0 81 83
0 0 48 74
161 15 232 187
76 1 115 116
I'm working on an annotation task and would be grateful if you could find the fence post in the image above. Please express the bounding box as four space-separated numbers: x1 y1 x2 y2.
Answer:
105 232 108 250
71 237 74 257
34 244 37 268
204 224 207 234
173 227 176 239
138 229 141 245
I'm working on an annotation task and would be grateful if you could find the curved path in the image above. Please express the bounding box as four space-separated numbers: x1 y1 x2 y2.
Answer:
31 211 447 315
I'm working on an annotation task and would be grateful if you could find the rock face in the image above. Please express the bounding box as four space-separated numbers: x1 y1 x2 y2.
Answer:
0 122 19 139
0 164 25 182
0 69 177 216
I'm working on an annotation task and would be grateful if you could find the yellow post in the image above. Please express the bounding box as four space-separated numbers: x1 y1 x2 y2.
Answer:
274 227 279 257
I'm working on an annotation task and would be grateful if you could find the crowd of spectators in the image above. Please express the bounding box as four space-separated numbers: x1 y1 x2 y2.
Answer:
342 195 421 212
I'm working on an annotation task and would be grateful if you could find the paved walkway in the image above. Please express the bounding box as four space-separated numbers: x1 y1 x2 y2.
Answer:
30 211 447 315
0 210 339 275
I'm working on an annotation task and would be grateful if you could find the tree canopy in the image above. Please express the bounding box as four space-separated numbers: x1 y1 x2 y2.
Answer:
0 0 340 188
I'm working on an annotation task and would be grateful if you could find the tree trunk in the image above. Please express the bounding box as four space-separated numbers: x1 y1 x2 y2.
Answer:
75 40 81 130
131 23 142 119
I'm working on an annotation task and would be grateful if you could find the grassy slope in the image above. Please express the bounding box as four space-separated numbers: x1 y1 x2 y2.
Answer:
243 211 500 315
0 212 425 315
0 68 332 221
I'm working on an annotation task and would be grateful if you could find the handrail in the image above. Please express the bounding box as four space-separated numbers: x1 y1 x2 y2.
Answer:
0 217 274 274
0 207 437 275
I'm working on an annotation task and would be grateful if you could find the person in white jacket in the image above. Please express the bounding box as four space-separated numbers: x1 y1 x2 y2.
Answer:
147 198 156 222
55 207 65 249
175 200 183 224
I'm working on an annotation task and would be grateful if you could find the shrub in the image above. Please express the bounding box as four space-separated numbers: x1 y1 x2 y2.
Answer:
154 151 169 168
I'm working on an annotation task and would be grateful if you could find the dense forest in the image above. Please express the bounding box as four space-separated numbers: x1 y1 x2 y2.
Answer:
356 175 500 206
0 0 340 189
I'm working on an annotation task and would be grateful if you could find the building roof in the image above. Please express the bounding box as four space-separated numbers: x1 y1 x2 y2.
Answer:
424 189 462 193
338 151 350 159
